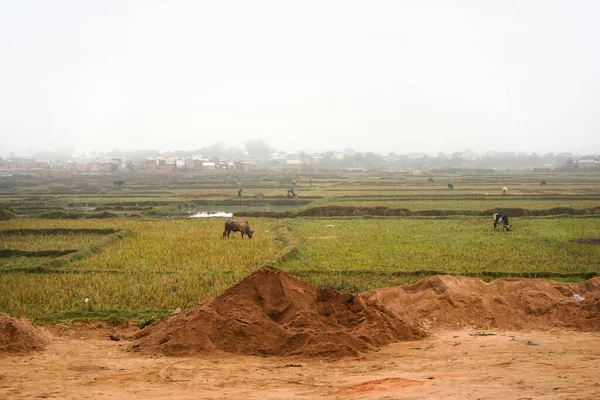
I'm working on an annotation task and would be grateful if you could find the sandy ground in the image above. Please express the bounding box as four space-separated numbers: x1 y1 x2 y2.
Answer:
1 324 599 400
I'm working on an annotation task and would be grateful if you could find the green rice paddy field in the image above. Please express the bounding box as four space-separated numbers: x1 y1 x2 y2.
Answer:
1 170 599 323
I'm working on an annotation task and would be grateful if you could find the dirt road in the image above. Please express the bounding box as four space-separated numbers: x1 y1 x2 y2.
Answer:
1 325 599 399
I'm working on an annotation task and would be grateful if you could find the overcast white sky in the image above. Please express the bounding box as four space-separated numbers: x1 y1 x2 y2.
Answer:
1 0 599 157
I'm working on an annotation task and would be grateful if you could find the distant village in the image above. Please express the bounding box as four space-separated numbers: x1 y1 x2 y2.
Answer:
0 149 599 178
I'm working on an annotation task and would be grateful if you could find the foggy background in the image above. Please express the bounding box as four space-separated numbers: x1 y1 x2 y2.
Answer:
1 0 599 158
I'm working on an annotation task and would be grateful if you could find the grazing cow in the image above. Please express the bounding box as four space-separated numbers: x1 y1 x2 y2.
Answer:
448 183 454 189
540 180 548 186
113 181 125 187
428 177 434 183
492 213 511 231
223 219 254 239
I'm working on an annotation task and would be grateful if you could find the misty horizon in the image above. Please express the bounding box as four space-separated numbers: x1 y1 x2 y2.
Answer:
1 143 589 162
2 1 599 157
0 143 596 160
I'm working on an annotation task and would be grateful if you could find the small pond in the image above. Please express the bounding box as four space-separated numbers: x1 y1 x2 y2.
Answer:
187 204 300 214
189 212 233 218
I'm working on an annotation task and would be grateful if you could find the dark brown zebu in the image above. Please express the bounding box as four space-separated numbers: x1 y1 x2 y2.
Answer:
223 220 254 239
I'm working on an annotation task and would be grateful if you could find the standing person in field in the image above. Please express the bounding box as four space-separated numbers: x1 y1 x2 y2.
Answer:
238 189 243 197
309 177 312 186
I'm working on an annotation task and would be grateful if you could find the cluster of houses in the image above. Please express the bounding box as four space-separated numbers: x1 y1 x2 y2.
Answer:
0 148 335 173
575 158 600 168
0 156 256 177
1 151 599 178
145 157 254 172
0 153 327 178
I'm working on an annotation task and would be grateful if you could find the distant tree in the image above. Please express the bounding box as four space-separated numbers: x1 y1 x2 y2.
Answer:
56 146 74 161
0 206 15 221
211 143 225 154
222 147 246 159
353 153 364 168
566 158 574 166
198 143 226 158
32 149 56 162
363 152 385 168
244 140 272 158
320 151 339 167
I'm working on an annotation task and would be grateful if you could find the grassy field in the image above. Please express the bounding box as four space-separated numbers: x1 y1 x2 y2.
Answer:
279 217 600 291
319 198 600 211
1 170 599 323
0 231 111 251
0 218 283 321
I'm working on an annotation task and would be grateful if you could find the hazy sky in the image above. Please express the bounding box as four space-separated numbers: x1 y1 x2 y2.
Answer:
1 0 599 157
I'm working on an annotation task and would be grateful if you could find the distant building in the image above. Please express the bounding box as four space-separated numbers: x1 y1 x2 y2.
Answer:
185 159 196 169
157 162 175 172
286 155 303 165
202 162 216 170
576 158 600 168
407 153 427 159
270 152 288 163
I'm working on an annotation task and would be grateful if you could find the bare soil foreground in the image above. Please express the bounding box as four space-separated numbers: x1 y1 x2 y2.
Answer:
1 270 599 399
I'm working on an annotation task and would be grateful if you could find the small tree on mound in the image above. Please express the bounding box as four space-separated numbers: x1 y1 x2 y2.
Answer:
0 206 15 220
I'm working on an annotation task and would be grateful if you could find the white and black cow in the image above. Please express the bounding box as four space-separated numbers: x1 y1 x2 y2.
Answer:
492 213 511 231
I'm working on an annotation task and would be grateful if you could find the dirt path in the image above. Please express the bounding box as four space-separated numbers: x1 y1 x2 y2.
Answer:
1 325 599 399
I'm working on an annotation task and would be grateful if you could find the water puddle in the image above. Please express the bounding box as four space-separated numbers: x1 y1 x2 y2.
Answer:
186 204 301 215
189 212 233 218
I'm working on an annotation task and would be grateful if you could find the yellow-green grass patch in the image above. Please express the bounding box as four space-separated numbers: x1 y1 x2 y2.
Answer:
0 218 284 320
0 233 110 251
279 217 600 291
322 199 600 211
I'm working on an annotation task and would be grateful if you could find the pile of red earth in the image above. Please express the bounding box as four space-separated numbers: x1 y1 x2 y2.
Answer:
134 268 425 357
364 275 600 331
0 313 52 355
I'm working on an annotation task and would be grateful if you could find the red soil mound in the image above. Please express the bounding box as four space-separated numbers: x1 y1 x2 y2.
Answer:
134 269 424 357
0 313 52 355
364 275 600 331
